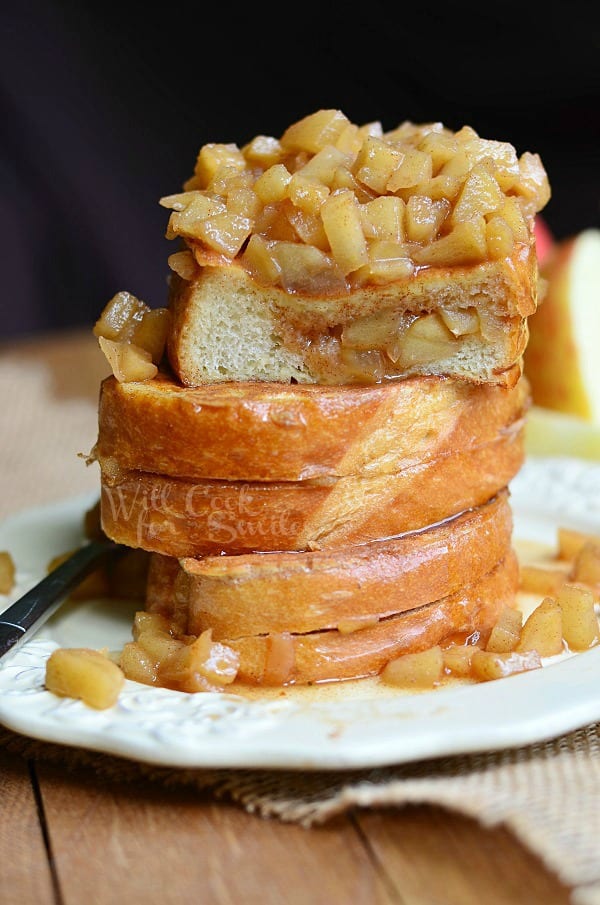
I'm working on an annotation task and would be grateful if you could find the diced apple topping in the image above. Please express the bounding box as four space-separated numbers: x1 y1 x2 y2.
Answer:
557 527 600 562
94 291 170 382
412 218 488 266
388 148 433 192
485 605 523 653
285 202 329 248
405 195 450 243
321 190 368 275
438 307 479 336
392 313 458 368
241 135 284 168
159 108 550 294
569 541 600 588
158 630 239 693
187 143 246 190
381 646 444 689
451 163 504 223
337 615 380 634
514 152 552 218
340 347 386 382
356 136 405 193
119 612 240 693
556 584 599 651
45 648 125 710
241 235 282 284
519 563 571 596
119 642 158 686
93 290 147 340
516 597 564 657
254 164 292 203
336 305 487 381
361 242 414 284
194 212 253 257
360 195 405 242
496 197 529 243
486 216 515 260
160 192 227 240
98 338 158 383
132 309 171 364
442 642 481 677
271 242 346 294
280 109 350 154
287 175 330 216
261 632 296 686
380 523 600 693
168 250 198 281
470 649 542 682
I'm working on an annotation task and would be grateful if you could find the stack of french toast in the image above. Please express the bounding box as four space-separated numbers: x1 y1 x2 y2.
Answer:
91 109 550 689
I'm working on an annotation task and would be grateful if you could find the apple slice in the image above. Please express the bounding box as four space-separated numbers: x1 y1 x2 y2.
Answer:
524 229 600 422
534 215 554 266
524 405 600 460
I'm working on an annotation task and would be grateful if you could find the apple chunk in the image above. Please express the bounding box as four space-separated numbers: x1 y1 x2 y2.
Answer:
524 229 600 422
381 646 443 689
45 648 124 709
516 597 564 657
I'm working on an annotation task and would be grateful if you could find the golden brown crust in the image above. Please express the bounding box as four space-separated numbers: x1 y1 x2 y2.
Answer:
99 422 523 557
95 371 530 482
224 552 518 685
144 491 513 640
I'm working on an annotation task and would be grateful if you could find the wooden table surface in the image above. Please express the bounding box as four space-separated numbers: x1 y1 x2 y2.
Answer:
0 332 575 905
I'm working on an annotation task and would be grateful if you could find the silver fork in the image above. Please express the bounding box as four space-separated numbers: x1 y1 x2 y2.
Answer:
0 540 122 660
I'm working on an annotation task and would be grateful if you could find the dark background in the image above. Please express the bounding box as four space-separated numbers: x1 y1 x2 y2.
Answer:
2 1 599 340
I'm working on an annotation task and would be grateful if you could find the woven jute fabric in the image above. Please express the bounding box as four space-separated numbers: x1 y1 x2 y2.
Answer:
1 724 599 904
2 332 600 905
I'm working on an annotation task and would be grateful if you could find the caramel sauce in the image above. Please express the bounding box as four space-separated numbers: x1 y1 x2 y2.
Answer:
224 670 471 704
210 585 574 705
115 523 595 699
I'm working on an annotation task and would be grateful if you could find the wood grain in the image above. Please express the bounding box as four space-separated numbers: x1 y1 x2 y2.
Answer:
0 751 54 905
0 722 578 905
354 805 573 905
36 762 394 905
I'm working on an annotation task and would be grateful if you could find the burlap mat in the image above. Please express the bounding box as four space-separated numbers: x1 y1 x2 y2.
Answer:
1 332 600 905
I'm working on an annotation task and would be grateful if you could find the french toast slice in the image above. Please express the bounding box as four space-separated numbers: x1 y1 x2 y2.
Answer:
99 426 523 556
167 256 532 387
145 545 518 686
158 108 549 388
144 490 513 638
227 551 518 685
94 371 530 482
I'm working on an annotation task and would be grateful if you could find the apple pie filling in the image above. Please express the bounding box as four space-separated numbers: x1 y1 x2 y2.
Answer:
160 108 550 296
277 305 525 384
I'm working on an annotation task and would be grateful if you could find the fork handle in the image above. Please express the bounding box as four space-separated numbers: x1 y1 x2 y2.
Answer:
0 539 121 660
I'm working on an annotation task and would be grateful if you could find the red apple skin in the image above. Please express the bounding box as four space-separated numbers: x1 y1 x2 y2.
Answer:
534 216 554 267
524 235 590 418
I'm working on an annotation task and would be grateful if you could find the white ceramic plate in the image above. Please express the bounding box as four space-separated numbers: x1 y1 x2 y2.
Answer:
1 455 600 771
